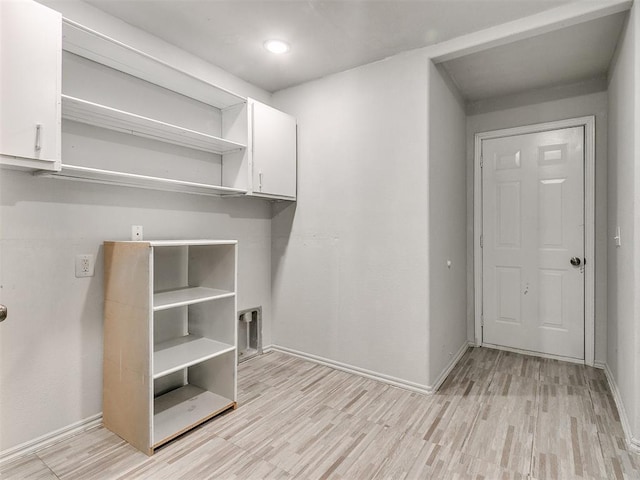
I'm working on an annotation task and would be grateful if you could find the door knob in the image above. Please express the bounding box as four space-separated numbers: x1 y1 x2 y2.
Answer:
0 304 6 322
570 257 581 267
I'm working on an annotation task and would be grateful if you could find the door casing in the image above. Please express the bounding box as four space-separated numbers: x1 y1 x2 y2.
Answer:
474 116 595 365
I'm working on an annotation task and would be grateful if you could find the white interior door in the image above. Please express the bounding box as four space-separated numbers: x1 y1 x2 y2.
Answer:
482 126 585 360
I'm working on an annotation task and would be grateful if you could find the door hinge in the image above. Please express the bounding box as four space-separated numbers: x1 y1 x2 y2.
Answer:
481 315 484 326
480 234 483 248
480 156 483 169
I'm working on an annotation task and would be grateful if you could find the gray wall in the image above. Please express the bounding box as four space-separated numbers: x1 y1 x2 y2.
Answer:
607 4 640 444
271 52 433 389
427 63 468 382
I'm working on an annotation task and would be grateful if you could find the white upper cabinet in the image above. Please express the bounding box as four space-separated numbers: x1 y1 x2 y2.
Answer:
250 99 297 200
50 20 297 199
0 1 296 199
0 0 61 171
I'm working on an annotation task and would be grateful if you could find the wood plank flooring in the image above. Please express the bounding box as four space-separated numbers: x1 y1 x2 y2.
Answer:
2 347 639 479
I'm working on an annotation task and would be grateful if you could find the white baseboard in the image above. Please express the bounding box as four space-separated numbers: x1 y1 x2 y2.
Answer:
429 341 473 392
0 413 102 466
269 342 471 395
269 345 431 394
602 364 640 454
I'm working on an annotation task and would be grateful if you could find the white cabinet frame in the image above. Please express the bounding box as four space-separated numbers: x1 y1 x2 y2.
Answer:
103 240 238 455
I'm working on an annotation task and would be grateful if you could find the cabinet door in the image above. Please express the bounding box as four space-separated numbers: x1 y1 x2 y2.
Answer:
0 0 61 170
250 99 296 199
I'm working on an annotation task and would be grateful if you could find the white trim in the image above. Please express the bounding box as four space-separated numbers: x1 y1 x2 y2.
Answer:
474 116 596 366
602 364 640 454
0 413 102 466
426 0 632 63
583 117 596 365
474 136 483 347
269 343 471 395
269 345 431 394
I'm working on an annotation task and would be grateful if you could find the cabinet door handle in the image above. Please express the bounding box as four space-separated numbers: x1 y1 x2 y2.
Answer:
35 124 42 152
0 304 7 323
259 172 263 191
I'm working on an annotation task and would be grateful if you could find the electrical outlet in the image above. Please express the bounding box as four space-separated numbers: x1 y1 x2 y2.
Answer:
131 225 143 241
75 254 95 278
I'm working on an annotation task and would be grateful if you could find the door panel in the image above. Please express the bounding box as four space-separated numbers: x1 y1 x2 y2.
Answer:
250 100 297 198
496 266 521 324
482 127 584 359
538 269 565 328
497 181 521 247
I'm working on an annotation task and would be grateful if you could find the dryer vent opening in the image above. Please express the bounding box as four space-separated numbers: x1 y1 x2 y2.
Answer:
238 307 262 363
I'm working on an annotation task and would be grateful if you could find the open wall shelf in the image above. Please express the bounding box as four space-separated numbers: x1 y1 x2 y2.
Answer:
62 19 246 110
3 4 296 198
35 164 247 197
62 95 246 154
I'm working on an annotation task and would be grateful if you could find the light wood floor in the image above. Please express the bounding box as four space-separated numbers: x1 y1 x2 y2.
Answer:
2 347 639 479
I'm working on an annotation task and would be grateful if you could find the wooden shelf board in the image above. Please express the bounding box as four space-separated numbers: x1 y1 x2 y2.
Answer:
153 335 235 379
154 286 234 311
35 164 247 197
153 385 235 448
62 20 246 110
62 95 246 155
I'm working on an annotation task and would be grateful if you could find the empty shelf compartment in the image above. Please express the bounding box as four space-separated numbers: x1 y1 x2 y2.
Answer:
153 335 235 379
153 286 235 311
153 384 235 448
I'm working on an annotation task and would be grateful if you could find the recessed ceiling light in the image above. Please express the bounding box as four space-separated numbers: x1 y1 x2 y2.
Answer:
264 39 290 55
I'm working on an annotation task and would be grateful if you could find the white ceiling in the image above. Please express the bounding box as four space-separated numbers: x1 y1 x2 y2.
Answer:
440 11 627 102
85 0 574 93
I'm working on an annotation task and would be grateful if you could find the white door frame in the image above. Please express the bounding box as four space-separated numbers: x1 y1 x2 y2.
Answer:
474 116 595 365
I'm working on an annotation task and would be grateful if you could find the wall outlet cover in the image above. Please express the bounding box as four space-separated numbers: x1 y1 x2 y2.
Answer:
132 225 143 241
75 254 95 278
